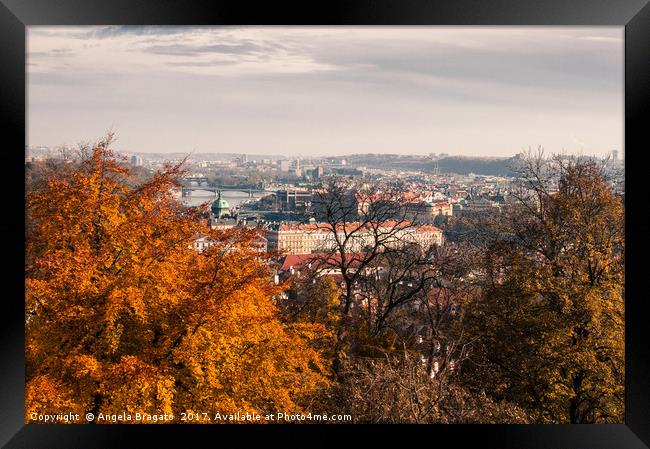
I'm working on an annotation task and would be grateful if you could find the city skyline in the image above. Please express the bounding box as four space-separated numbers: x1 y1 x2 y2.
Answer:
28 26 623 158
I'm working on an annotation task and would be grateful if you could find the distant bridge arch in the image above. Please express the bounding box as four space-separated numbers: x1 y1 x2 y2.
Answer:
180 185 271 198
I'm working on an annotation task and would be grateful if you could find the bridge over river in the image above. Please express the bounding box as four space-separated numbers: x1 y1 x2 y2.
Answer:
180 185 272 198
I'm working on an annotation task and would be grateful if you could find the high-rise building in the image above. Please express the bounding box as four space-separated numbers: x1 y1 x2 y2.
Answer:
432 159 440 175
279 160 291 172
131 155 143 167
611 150 619 161
290 159 302 177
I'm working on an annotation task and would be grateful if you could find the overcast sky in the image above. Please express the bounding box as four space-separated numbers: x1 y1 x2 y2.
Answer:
27 26 623 158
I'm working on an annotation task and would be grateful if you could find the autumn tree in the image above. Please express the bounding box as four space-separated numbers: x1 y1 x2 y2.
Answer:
278 275 341 332
460 151 624 423
25 134 330 423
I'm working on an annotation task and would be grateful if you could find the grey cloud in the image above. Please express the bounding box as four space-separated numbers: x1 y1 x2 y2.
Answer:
28 70 116 86
144 42 265 57
302 37 621 93
164 60 239 67
28 48 75 58
224 69 615 116
81 26 217 39
26 26 193 40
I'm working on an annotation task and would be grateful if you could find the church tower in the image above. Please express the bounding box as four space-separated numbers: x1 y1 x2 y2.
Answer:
211 190 230 219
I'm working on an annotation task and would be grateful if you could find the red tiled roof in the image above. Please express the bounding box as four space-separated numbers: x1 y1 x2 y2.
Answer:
356 191 426 202
280 253 364 271
277 221 442 233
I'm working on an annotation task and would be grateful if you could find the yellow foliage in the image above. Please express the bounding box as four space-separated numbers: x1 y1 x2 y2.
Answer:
461 158 624 423
26 137 330 423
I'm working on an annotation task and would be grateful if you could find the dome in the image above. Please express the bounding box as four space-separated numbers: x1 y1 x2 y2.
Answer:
212 198 229 210
211 191 230 217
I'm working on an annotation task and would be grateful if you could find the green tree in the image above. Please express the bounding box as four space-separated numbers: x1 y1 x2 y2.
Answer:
461 153 624 423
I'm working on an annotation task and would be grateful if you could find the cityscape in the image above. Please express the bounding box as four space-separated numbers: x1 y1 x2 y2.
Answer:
25 26 624 424
25 144 624 258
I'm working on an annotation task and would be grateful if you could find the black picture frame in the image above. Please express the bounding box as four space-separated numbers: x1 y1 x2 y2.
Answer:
1 1 648 447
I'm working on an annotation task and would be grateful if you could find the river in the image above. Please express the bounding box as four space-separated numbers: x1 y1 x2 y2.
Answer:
180 189 266 209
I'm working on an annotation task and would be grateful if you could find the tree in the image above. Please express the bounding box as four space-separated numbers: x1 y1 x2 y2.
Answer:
278 275 341 332
310 178 443 370
334 350 529 423
461 151 624 423
25 135 330 423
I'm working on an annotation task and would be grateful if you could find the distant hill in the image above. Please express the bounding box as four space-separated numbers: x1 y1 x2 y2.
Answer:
124 152 286 161
121 150 520 176
438 156 518 176
346 154 519 177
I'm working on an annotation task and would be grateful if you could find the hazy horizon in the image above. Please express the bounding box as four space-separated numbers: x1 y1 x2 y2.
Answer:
28 26 623 158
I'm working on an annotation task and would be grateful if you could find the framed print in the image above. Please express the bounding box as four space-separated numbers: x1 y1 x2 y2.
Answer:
1 0 649 447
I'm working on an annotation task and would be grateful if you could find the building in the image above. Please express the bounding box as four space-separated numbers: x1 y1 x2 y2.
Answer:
276 189 312 211
430 200 453 217
291 159 301 177
131 155 143 167
191 235 215 252
279 160 291 172
192 231 267 253
209 217 237 230
357 193 452 224
267 221 443 255
278 253 361 279
211 191 230 218
455 197 501 217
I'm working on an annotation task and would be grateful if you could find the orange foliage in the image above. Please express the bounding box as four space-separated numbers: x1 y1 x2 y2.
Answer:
25 135 330 423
